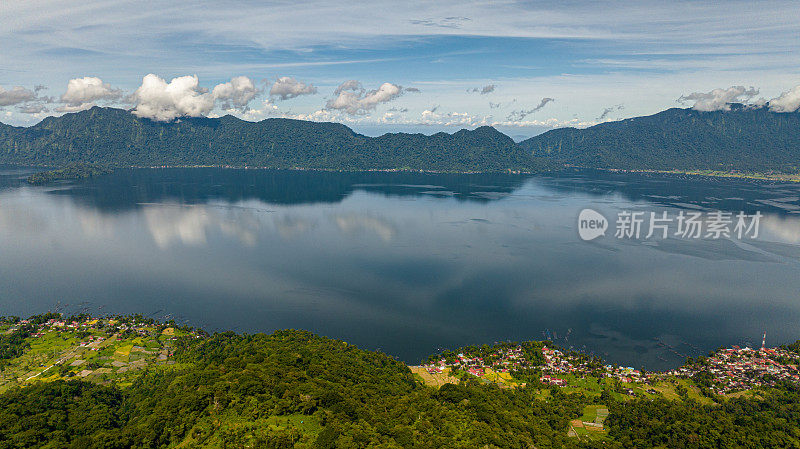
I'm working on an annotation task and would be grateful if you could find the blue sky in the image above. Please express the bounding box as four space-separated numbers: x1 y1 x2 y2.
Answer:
1 0 799 137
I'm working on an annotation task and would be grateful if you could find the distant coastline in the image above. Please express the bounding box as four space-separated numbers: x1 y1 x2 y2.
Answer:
3 105 800 177
20 162 800 186
4 313 798 394
604 168 800 183
571 166 800 183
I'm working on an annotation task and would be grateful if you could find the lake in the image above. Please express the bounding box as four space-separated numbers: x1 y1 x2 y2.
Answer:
2 166 800 370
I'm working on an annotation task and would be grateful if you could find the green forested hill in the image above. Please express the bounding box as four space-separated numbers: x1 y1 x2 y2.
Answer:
520 107 800 172
2 106 799 174
0 329 585 449
4 316 800 448
0 107 545 172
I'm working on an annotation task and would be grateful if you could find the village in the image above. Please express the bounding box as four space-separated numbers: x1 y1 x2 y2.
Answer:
670 345 800 394
418 343 643 386
418 340 800 396
6 315 800 397
0 315 201 391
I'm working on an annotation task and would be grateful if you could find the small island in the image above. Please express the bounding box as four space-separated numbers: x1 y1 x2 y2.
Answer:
26 162 111 185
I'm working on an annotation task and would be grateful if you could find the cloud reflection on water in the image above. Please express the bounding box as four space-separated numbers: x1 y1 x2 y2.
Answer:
1 169 800 370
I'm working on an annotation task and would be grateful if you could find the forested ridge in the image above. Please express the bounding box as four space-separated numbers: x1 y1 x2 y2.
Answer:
25 162 110 184
520 106 800 173
0 107 545 173
0 329 586 448
2 105 799 174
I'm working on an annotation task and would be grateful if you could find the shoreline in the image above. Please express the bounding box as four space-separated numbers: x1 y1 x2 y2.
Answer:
0 312 800 375
584 166 800 183
17 163 800 181
18 163 545 178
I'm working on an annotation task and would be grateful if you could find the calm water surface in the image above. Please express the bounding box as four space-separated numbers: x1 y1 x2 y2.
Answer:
2 167 800 370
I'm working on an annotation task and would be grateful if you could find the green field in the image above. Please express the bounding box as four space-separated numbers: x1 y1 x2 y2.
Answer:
568 404 610 442
0 320 190 392
176 413 323 448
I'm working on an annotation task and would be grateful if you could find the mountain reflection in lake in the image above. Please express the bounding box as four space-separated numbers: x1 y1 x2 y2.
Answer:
1 167 800 370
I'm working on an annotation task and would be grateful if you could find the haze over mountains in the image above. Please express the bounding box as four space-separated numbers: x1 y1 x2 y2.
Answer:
1 106 798 173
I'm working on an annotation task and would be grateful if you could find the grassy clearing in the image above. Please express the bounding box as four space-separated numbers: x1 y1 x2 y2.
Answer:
114 343 134 361
568 404 611 441
565 374 604 394
176 413 321 448
724 389 756 399
579 404 608 423
408 366 459 388
651 380 681 400
677 378 716 405
534 389 551 400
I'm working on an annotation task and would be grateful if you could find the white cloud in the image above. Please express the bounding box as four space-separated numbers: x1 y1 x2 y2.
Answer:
677 86 759 111
269 76 317 100
243 98 280 119
333 80 362 94
236 101 370 124
365 102 594 130
3 1 798 63
492 117 598 129
326 81 404 115
54 103 94 113
212 76 260 111
293 109 346 122
413 108 594 129
768 84 800 112
418 109 492 127
0 86 37 106
132 74 215 122
1 1 799 130
60 76 121 106
380 111 401 123
409 16 471 29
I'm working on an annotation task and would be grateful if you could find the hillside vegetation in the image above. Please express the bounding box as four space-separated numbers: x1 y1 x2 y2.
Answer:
2 106 799 175
520 106 800 173
25 162 110 184
0 107 545 173
4 315 800 448
0 316 586 448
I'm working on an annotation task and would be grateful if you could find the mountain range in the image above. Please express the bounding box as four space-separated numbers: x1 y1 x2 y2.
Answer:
521 106 800 173
1 106 798 173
